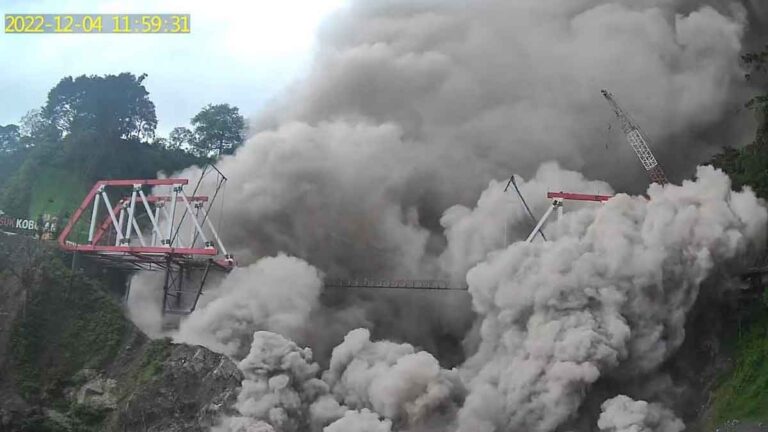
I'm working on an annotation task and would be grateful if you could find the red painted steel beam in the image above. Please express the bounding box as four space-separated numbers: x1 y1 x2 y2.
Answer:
91 200 125 245
144 195 209 203
97 179 189 187
547 192 613 202
57 182 103 250
213 258 236 270
90 195 209 244
58 178 231 271
58 178 190 250
59 244 218 255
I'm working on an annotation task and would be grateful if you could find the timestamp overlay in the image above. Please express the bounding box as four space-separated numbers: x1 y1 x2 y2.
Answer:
5 14 191 34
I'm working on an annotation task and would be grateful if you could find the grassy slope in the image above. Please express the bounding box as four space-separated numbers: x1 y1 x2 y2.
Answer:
1 234 186 432
709 309 768 426
705 80 768 427
8 255 130 431
28 166 88 219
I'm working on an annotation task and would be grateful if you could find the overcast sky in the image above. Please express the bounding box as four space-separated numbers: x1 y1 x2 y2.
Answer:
0 0 346 135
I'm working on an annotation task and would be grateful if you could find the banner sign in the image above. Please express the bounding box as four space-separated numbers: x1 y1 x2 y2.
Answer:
0 211 38 231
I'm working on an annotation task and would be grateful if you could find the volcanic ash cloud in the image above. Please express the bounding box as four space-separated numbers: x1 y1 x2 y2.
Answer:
597 395 684 432
212 166 765 432
439 161 614 284
217 329 461 431
176 0 750 279
322 328 464 425
455 166 766 432
175 254 324 358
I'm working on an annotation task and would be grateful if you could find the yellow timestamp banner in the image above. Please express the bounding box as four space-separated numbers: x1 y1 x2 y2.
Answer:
4 14 190 33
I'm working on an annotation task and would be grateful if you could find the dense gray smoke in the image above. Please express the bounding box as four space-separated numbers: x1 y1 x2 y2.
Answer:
175 0 754 280
212 329 459 431
201 166 765 431
322 328 463 425
123 0 768 430
225 331 329 431
176 255 324 357
597 395 684 432
455 166 765 431
439 162 614 284
323 410 392 432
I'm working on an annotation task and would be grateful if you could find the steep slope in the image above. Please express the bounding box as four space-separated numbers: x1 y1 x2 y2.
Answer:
0 234 241 431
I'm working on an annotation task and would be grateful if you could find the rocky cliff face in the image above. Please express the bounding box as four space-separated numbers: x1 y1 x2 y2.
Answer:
107 338 242 431
0 234 242 431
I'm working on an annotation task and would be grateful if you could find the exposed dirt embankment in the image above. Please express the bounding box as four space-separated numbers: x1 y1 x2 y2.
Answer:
0 234 242 431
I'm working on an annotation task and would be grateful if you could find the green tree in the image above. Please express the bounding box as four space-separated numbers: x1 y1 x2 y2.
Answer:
709 45 768 197
168 126 193 150
0 124 21 153
190 103 245 156
19 109 54 142
43 73 157 142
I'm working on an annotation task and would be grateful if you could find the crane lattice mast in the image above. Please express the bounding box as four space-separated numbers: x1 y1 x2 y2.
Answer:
601 90 668 185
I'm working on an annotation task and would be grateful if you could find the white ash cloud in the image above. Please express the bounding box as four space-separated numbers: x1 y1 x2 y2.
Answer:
203 166 765 432
439 161 614 284
323 328 463 425
145 0 768 430
213 418 276 432
180 120 438 279
231 331 333 432
126 271 166 338
323 409 393 432
176 0 750 279
217 329 460 432
455 166 766 432
166 0 754 379
175 254 324 357
597 395 684 432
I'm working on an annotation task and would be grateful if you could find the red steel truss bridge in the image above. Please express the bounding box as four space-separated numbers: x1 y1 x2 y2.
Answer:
58 165 233 315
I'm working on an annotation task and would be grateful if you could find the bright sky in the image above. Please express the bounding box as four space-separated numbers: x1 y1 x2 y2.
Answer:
0 0 347 134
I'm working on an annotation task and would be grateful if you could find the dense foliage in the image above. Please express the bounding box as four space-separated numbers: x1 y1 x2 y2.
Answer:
711 310 768 425
9 257 127 401
710 45 768 198
43 73 157 142
190 103 245 156
707 45 768 427
0 73 228 220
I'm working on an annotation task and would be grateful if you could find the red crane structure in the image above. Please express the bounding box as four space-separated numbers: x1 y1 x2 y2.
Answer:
516 90 671 242
58 165 233 314
523 191 613 243
601 89 669 185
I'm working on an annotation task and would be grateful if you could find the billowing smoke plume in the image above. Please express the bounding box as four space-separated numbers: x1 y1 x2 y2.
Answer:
215 329 460 431
323 410 392 432
175 254 323 357
229 331 330 431
455 166 765 432
322 328 463 425
176 0 753 279
439 161 614 284
126 271 166 338
206 166 765 432
124 0 768 431
597 395 684 432
159 0 757 368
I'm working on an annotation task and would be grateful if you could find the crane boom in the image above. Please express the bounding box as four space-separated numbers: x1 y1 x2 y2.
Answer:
601 90 668 185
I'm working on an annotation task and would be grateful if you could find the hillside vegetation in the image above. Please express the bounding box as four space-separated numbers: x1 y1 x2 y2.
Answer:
0 72 245 225
0 235 240 431
705 45 768 428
